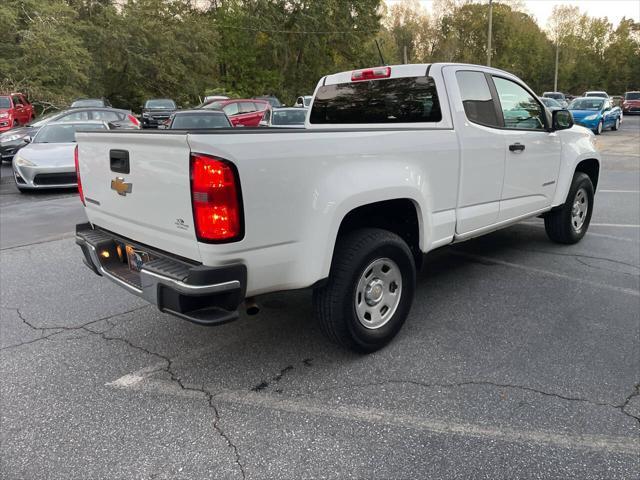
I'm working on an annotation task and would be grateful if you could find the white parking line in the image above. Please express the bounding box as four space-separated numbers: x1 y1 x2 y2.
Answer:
599 190 640 193
451 252 640 297
590 223 640 228
107 375 640 456
519 221 638 242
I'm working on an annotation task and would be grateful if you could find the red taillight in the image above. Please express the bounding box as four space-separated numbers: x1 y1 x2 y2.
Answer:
190 153 242 242
127 114 141 128
351 66 391 82
74 145 85 206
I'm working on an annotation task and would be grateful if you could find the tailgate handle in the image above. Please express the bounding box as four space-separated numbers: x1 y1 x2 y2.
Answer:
110 150 130 174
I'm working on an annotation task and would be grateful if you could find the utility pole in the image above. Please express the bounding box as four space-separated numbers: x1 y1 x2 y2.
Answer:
487 0 493 66
554 41 559 91
403 45 408 64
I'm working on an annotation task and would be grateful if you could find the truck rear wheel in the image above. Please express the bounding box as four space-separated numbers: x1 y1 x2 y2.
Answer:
544 172 594 244
313 228 416 353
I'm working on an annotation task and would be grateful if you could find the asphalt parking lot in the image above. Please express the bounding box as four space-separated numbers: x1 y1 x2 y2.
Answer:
1 119 639 479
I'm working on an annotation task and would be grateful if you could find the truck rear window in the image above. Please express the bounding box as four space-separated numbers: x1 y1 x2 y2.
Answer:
309 76 442 124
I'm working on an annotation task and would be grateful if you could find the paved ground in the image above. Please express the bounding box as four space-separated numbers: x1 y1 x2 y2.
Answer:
1 118 639 479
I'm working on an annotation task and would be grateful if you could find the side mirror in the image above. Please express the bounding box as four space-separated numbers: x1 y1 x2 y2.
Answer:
552 109 573 131
259 120 268 127
23 135 32 144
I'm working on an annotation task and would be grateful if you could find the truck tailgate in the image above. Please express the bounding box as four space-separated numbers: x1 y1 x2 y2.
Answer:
76 132 201 262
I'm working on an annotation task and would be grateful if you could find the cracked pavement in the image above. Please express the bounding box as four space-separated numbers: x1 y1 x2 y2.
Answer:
1 117 639 479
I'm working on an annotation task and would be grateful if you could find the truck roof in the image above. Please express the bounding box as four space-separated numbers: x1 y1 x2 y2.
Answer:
321 63 521 86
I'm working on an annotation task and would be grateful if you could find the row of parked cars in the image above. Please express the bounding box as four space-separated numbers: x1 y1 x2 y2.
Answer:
139 95 310 129
0 92 312 193
540 90 640 134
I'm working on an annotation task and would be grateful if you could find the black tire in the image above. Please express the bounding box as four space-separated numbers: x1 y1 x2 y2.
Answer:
544 172 594 244
594 120 603 135
612 117 620 131
313 228 416 353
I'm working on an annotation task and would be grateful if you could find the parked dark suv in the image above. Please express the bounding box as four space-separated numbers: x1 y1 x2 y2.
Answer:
141 99 178 128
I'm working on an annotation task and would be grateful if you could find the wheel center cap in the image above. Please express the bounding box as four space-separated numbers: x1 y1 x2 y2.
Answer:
365 279 385 306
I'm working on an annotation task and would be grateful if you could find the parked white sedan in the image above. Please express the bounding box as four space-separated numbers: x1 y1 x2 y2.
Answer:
12 121 108 192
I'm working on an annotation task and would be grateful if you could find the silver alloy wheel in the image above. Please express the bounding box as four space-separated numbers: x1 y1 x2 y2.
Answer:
615 118 620 129
597 121 602 134
571 187 589 232
354 257 402 330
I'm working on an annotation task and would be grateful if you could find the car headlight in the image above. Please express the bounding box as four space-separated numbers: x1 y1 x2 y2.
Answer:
142 112 149 117
0 112 9 119
14 155 36 167
1 133 25 143
583 114 598 121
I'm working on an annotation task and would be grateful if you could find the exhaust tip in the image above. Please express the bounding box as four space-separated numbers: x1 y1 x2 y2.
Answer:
245 297 260 316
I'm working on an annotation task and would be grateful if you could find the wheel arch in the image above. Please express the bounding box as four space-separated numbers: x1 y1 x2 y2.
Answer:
574 158 600 191
328 198 424 273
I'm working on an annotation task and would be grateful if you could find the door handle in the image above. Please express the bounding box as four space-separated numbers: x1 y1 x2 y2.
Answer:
110 149 130 174
509 143 525 152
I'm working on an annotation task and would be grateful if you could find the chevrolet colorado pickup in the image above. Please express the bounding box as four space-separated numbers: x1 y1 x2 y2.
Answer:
75 63 601 352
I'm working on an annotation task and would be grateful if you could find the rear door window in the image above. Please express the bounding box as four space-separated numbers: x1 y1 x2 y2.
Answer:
239 102 256 114
456 71 500 127
91 110 122 122
309 76 442 124
223 103 239 116
59 111 91 121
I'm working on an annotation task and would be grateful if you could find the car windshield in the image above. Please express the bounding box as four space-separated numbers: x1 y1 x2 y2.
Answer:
170 113 231 129
145 99 176 109
0 96 11 109
272 109 307 125
34 123 106 143
71 99 103 108
541 97 561 107
586 92 607 98
625 92 640 100
544 93 563 100
569 98 604 110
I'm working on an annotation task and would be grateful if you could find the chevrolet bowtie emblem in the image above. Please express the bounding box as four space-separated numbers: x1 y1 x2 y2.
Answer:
111 177 132 196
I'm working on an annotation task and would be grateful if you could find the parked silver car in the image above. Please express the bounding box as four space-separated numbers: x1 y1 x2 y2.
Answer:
12 121 109 192
259 107 308 128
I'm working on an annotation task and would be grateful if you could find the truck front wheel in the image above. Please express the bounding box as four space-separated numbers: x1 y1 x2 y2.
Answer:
313 228 416 353
544 172 594 244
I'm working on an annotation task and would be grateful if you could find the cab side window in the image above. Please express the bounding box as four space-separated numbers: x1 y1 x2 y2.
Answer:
492 76 545 130
456 71 500 127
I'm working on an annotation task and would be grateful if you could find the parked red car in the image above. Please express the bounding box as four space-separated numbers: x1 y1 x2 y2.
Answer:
0 93 35 132
202 99 270 127
622 91 640 114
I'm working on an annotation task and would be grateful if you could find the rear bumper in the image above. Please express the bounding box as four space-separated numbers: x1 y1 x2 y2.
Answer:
76 223 246 325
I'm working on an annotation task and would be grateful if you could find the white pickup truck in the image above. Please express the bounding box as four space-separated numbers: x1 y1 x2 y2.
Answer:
75 63 600 352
